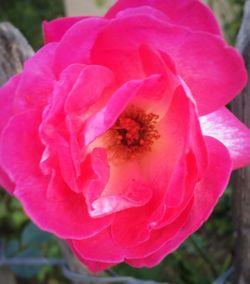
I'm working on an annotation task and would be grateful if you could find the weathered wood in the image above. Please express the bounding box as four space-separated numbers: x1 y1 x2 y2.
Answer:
232 1 250 284
0 267 17 284
0 22 33 86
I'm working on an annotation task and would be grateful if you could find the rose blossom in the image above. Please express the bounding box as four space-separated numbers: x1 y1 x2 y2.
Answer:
0 0 249 272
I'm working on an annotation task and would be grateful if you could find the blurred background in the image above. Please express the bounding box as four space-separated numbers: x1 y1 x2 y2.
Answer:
0 0 246 283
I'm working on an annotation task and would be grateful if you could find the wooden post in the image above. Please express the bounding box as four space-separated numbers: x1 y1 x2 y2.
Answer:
231 1 250 284
0 22 33 86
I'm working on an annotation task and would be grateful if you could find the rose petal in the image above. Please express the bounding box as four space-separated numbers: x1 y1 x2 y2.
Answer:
0 111 44 183
106 0 221 35
90 159 152 217
155 151 198 229
69 229 125 262
53 17 109 76
16 174 113 239
125 198 193 259
0 111 113 239
92 14 247 115
43 17 85 44
200 107 250 169
71 257 116 273
15 43 56 112
0 75 21 193
0 171 15 194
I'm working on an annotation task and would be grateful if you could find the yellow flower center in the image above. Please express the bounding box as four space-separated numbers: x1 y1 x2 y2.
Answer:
106 106 160 160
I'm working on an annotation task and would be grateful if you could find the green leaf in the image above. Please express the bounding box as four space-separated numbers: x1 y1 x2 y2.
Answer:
10 247 43 278
6 240 19 257
21 223 52 246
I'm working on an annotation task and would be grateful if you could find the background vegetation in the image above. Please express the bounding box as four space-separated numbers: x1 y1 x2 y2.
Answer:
0 0 246 283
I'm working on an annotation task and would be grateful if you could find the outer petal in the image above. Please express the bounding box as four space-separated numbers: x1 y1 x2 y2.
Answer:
15 43 57 112
43 17 85 44
200 107 250 169
92 14 247 115
53 17 109 76
0 172 15 194
69 229 125 262
0 111 113 239
127 136 232 267
125 198 194 259
0 111 43 183
106 0 221 35
0 75 21 193
72 258 116 273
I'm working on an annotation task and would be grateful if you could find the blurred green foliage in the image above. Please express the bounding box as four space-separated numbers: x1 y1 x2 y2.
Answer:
0 0 245 283
0 0 64 49
205 0 245 44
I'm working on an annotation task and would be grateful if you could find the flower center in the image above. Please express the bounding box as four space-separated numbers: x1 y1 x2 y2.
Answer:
105 106 160 160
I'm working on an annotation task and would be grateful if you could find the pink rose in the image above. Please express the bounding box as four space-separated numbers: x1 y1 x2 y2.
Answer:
0 0 249 272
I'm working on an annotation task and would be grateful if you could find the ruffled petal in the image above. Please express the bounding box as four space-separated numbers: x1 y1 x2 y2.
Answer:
0 111 113 239
40 63 114 192
106 0 221 35
200 107 250 169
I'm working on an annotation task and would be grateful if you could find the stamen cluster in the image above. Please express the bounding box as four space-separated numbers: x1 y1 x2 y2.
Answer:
106 106 160 160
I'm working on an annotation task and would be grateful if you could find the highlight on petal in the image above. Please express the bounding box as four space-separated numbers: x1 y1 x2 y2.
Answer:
200 107 250 169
